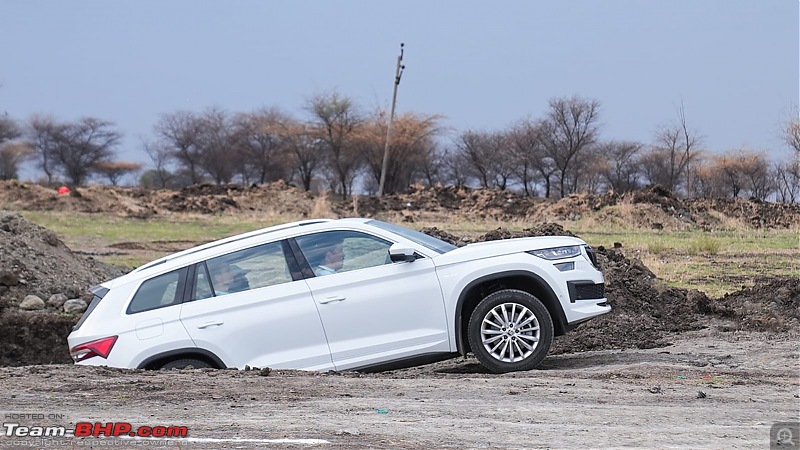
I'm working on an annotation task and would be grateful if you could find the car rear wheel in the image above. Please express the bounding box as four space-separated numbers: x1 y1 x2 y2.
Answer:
468 289 554 373
160 358 212 370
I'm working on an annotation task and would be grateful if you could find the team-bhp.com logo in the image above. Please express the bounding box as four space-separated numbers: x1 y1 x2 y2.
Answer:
4 422 188 438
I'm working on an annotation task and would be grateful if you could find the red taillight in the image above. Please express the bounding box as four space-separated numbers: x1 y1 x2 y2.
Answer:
70 336 118 362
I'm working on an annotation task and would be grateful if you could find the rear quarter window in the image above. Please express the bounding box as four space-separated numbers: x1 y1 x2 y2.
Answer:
127 268 186 314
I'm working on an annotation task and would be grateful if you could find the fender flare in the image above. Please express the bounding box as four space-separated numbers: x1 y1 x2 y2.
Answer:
453 270 568 354
137 347 227 369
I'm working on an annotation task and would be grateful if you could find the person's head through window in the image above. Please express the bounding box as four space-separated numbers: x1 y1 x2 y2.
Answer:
309 236 345 276
211 264 235 295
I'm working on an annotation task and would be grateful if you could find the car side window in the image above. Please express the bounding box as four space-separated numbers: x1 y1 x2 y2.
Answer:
194 241 293 299
295 230 393 277
127 267 186 314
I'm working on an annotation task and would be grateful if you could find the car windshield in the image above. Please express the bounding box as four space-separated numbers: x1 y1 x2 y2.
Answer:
367 220 458 254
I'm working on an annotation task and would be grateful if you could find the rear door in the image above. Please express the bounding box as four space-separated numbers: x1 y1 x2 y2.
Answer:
179 240 333 370
292 230 449 371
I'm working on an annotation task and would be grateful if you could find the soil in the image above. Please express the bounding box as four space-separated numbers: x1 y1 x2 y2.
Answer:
0 182 798 448
0 329 796 449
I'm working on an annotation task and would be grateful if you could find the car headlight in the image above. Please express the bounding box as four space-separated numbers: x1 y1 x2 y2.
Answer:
526 245 582 260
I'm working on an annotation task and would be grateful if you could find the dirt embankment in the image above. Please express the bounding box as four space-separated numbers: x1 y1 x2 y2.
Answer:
3 180 800 230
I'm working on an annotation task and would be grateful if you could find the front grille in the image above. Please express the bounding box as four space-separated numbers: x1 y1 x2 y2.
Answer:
568 281 605 302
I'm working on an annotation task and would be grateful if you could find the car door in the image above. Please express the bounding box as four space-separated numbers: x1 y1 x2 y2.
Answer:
179 239 333 371
293 230 449 371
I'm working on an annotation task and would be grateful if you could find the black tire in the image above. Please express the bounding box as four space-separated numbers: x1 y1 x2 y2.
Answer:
468 289 554 373
160 358 212 370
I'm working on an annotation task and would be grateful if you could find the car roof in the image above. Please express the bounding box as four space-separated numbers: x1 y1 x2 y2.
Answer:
132 218 335 274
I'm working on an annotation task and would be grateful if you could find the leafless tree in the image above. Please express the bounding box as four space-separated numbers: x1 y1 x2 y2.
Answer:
142 139 175 188
651 103 702 194
39 117 121 186
154 111 205 184
783 111 800 154
191 107 239 184
508 120 558 197
306 91 363 198
538 96 601 197
596 140 643 194
456 130 515 190
26 115 65 185
440 145 473 188
774 156 800 204
233 108 290 184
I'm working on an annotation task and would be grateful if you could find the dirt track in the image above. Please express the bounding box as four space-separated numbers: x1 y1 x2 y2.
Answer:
1 327 797 449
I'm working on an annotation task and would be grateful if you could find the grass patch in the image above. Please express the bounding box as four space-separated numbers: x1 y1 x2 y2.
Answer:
686 235 721 256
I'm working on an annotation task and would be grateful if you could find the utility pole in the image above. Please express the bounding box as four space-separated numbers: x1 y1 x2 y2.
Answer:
377 43 405 197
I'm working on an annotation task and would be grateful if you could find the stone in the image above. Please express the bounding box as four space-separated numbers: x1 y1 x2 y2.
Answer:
63 299 88 314
20 295 46 310
48 293 68 309
0 271 19 287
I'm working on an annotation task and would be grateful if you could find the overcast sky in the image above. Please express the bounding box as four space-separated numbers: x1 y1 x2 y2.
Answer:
1 0 798 174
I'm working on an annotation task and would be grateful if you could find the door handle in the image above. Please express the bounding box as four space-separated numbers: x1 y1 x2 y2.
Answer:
197 321 224 329
319 296 346 304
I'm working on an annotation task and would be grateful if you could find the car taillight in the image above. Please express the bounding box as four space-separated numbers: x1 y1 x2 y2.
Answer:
70 336 118 363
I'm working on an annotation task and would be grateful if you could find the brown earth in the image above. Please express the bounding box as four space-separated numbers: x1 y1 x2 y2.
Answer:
3 180 800 230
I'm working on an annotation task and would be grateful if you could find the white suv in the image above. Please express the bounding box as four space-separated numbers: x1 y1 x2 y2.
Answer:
68 219 610 373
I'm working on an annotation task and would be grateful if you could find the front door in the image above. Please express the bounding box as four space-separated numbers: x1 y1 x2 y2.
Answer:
294 230 449 371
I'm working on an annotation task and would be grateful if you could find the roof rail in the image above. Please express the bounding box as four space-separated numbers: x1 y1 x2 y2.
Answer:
133 219 332 273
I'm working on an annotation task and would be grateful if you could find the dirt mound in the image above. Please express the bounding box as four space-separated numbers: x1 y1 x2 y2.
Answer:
696 276 800 331
0 211 124 309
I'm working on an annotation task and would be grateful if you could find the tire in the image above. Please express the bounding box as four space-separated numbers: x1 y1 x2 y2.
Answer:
160 358 212 370
467 289 554 373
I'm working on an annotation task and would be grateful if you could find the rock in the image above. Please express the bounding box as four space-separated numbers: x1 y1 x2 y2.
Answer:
63 299 88 314
20 295 46 310
48 293 68 309
0 271 19 286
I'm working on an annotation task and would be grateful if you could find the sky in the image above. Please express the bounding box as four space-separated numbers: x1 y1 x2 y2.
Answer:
1 0 798 178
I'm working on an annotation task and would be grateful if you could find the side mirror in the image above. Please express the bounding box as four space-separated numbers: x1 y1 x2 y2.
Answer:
389 243 420 263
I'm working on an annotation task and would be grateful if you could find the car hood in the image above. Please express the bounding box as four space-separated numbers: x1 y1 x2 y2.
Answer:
432 235 587 266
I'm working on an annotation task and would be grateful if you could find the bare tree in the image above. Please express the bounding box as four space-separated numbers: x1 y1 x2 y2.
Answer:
597 140 643 194
142 139 174 188
539 96 601 197
154 111 205 184
651 103 702 194
94 161 142 186
43 117 121 186
774 156 800 204
440 145 473 188
233 108 290 184
280 119 324 191
27 115 65 185
783 111 800 154
456 130 515 190
306 91 363 198
508 120 558 197
195 107 237 184
707 150 771 199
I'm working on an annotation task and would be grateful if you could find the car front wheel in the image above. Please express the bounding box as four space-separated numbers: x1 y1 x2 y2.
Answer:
468 289 554 373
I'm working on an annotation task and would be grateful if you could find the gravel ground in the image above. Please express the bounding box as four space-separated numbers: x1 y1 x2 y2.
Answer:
1 328 797 449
